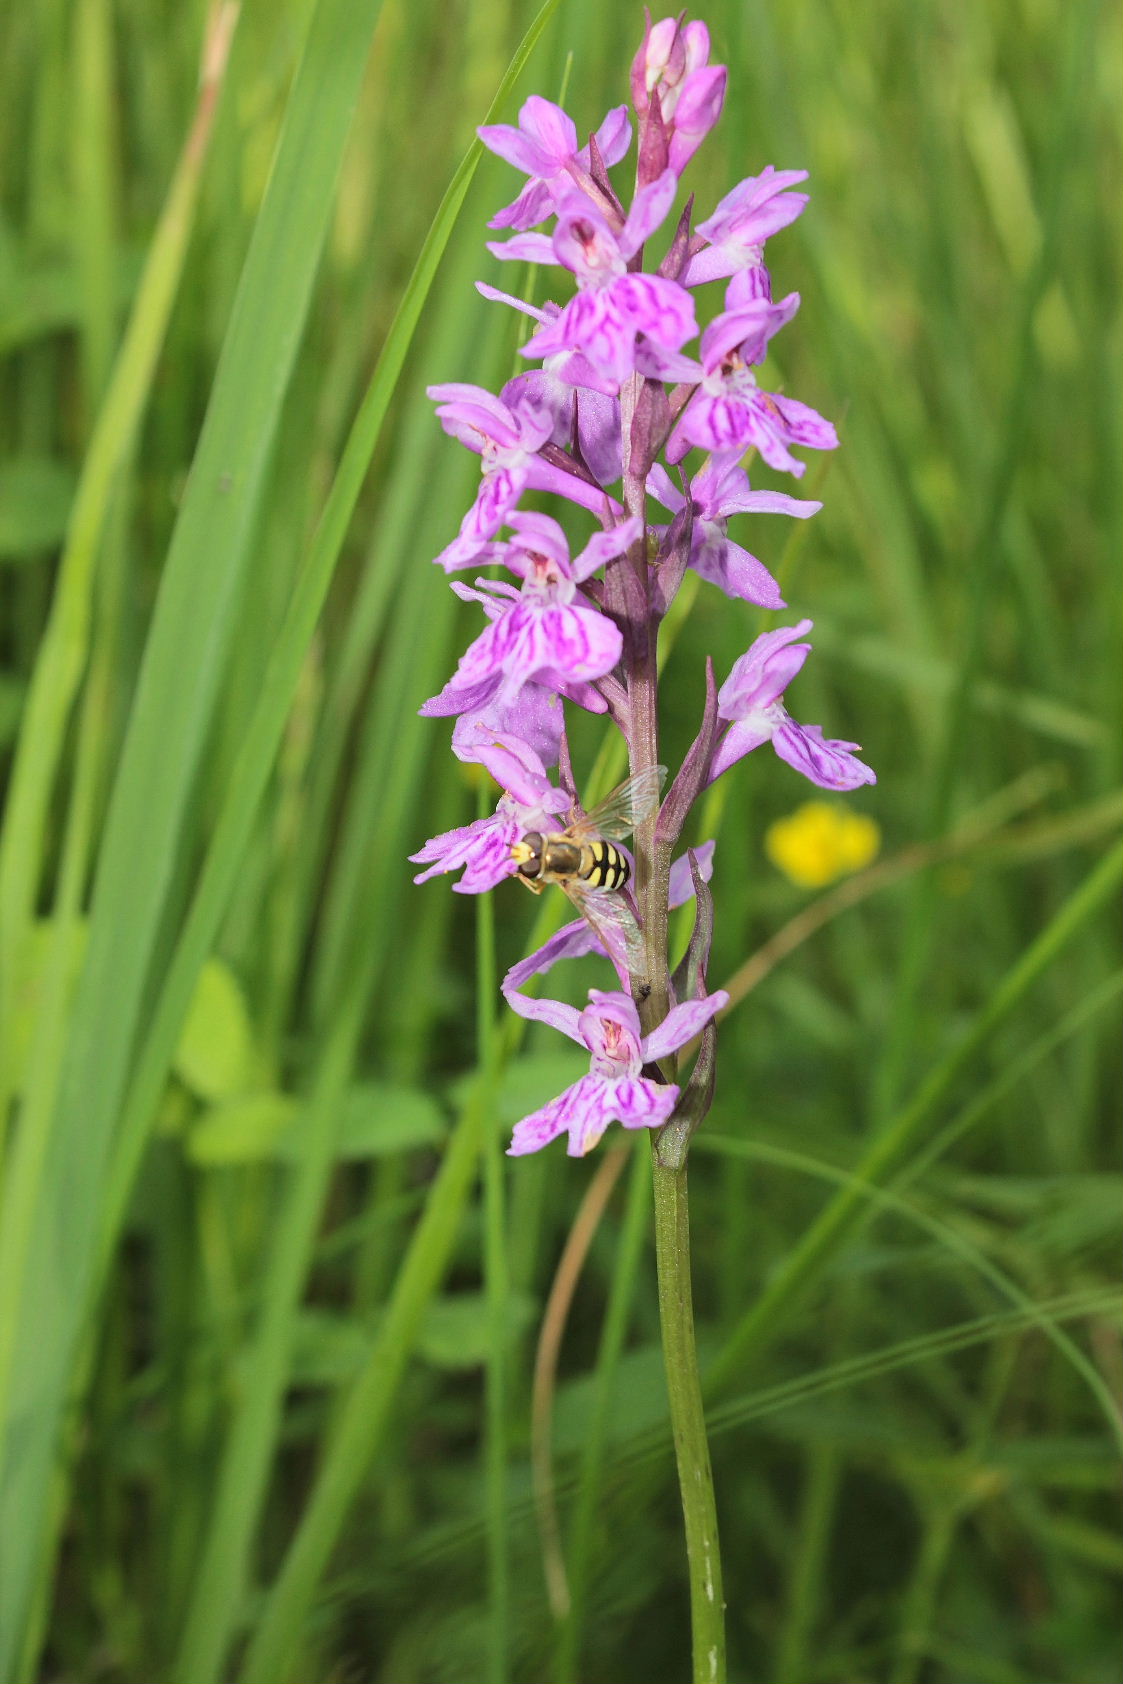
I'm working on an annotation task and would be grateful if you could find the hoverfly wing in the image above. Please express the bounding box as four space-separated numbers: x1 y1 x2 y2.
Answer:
559 878 646 977
575 764 667 843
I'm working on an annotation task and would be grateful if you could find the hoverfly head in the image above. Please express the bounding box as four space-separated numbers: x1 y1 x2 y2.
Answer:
511 831 544 878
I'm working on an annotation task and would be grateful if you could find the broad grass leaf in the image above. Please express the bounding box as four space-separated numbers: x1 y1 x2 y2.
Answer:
0 459 76 559
187 1092 298 1165
173 958 255 1101
418 1290 537 1369
9 919 89 1094
290 1310 371 1387
322 1082 447 1158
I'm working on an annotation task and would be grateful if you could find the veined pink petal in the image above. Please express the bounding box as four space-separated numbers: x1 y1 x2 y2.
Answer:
642 991 729 1062
692 532 785 608
770 393 839 451
772 719 877 790
518 95 579 164
410 811 521 894
607 1077 679 1133
717 486 821 520
507 1079 585 1156
646 462 687 515
615 273 697 350
488 178 556 232
718 622 813 715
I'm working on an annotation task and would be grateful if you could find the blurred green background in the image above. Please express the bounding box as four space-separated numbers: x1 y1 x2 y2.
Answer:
0 0 1119 1679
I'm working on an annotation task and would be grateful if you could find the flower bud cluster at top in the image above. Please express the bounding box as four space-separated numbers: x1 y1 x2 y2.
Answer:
411 13 875 1159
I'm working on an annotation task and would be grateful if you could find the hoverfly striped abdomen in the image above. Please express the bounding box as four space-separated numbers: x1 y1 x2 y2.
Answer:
510 764 662 938
582 839 630 890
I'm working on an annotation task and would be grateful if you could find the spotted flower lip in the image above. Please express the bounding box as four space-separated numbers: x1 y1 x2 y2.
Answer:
708 620 876 791
665 297 838 475
478 96 632 232
409 731 570 894
506 986 729 1157
421 513 638 715
647 455 821 607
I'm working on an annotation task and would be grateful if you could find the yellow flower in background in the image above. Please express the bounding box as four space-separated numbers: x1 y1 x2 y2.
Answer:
765 801 880 890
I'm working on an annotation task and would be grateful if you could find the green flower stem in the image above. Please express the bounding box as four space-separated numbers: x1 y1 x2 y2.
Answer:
651 1148 726 1684
618 359 725 1680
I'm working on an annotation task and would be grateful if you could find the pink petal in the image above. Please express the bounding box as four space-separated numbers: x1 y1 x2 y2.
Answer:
589 104 632 167
507 1081 584 1156
772 719 877 791
642 991 729 1061
620 169 679 255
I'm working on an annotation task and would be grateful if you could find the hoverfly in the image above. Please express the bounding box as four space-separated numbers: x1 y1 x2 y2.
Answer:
510 765 667 970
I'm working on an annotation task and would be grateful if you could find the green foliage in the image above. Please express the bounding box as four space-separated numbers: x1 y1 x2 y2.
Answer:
0 0 1118 1681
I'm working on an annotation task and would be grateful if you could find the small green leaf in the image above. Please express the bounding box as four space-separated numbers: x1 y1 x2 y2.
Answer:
174 958 254 1101
186 1092 298 1165
327 1082 446 1158
0 458 77 559
418 1291 537 1370
289 1310 371 1387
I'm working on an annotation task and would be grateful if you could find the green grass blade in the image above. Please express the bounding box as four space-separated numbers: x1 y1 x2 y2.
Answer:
0 0 385 1665
0 5 238 1119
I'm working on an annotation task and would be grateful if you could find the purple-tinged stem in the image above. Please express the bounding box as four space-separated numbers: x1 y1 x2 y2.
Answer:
619 366 726 1684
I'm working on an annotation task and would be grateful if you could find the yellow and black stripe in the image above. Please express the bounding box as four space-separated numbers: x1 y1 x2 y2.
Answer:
582 839 630 890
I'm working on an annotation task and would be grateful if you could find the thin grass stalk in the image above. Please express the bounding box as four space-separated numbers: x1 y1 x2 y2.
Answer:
707 836 1123 1395
478 804 511 1684
556 1136 651 1684
872 0 1100 1119
533 1144 629 1624
698 1131 1123 1449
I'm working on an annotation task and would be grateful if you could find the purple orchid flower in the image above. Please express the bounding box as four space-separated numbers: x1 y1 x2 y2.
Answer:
647 455 821 607
429 382 616 571
421 512 637 716
506 986 728 1157
410 730 571 894
683 167 810 289
666 298 838 476
478 96 632 232
449 681 567 772
630 16 727 176
708 620 876 791
503 841 716 996
476 288 625 483
489 173 698 393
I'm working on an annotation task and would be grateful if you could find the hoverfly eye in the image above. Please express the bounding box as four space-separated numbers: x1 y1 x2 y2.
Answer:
513 831 544 877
